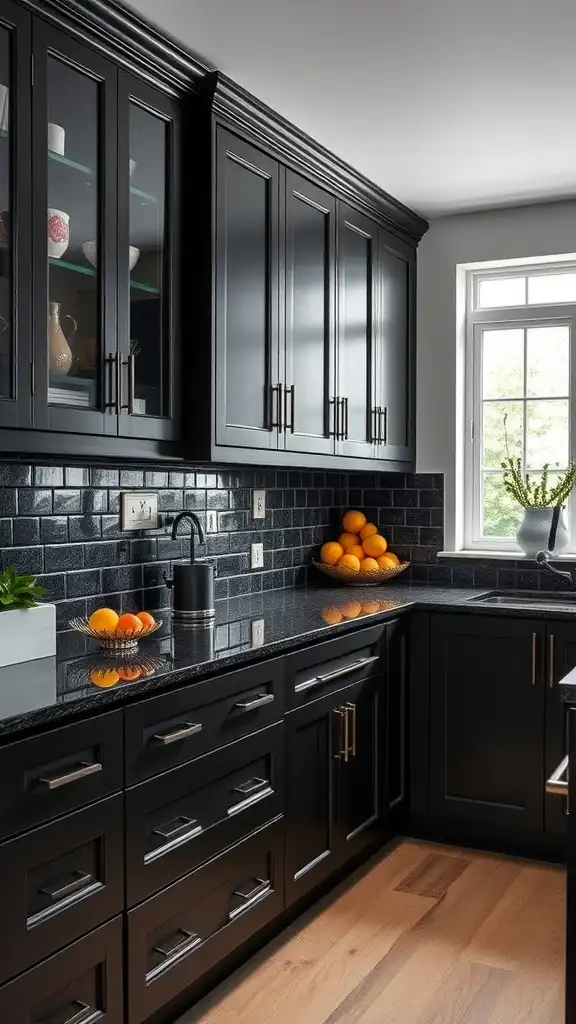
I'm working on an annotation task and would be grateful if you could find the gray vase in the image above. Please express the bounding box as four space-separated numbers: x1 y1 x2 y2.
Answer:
516 507 569 558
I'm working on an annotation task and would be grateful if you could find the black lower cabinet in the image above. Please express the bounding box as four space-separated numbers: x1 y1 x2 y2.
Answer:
385 617 408 815
0 915 123 1023
546 622 576 844
429 614 546 843
285 672 384 906
127 817 284 1024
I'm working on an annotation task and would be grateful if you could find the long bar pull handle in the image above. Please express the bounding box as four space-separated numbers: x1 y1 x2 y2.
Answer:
333 708 346 761
546 755 569 796
345 701 357 757
234 693 275 712
295 654 379 694
229 878 271 920
270 383 283 432
532 632 537 686
127 352 136 415
147 929 202 982
284 384 295 433
342 396 349 440
549 633 555 688
152 722 203 745
40 870 94 902
38 761 102 790
41 1001 93 1024
382 407 388 445
329 397 338 438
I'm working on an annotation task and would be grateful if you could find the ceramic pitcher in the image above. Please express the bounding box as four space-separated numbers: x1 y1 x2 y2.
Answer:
48 302 76 375
516 507 569 558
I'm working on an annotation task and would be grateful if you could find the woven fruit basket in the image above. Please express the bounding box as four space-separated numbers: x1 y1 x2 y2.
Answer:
312 560 410 587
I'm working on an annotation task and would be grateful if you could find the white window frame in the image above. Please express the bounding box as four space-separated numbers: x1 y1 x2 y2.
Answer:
464 260 576 552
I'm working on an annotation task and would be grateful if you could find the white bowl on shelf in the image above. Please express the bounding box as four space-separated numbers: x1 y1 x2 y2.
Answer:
82 241 140 271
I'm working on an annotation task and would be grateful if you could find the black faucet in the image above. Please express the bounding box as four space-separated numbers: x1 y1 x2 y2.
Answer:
535 550 576 589
170 511 205 563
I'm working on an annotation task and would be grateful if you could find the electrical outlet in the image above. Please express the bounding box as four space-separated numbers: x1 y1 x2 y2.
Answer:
206 510 218 533
252 489 266 519
251 542 264 569
120 491 159 531
251 618 265 648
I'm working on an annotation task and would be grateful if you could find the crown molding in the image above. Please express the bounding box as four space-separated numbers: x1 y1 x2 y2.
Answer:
206 73 429 244
25 0 211 95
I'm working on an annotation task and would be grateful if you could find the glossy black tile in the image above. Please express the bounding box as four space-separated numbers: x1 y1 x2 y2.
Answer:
44 544 83 573
18 489 52 515
13 517 39 546
0 465 31 486
67 569 101 598
53 489 81 513
41 517 68 545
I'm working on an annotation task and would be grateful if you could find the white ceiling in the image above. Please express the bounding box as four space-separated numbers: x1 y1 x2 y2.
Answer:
125 0 576 218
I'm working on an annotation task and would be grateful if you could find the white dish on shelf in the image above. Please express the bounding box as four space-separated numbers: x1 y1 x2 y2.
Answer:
82 241 140 271
129 158 137 177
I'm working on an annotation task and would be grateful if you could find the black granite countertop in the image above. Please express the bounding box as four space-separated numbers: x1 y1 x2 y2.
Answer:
5 581 576 739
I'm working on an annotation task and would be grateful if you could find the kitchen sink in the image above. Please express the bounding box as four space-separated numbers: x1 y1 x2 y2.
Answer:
468 590 576 610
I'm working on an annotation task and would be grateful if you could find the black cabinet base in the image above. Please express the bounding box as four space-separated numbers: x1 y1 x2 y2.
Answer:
404 814 566 865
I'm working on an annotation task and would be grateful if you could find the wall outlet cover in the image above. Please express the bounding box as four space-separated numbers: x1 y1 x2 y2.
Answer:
120 491 159 531
252 489 266 519
251 542 264 569
206 510 218 533
251 618 265 648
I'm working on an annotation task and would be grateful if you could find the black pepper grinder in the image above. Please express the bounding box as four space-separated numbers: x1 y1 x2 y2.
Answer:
164 511 215 622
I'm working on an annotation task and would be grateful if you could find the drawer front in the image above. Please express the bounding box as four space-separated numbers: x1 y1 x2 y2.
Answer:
0 710 123 841
0 915 123 1024
125 658 284 785
0 793 124 983
126 721 284 905
285 624 385 709
127 817 284 1024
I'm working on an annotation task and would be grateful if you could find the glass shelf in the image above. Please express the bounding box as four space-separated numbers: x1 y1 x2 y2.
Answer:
49 257 159 294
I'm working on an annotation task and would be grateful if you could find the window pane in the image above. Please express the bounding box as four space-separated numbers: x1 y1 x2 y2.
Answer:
482 400 523 469
482 328 524 399
528 273 576 305
526 399 569 470
478 277 525 309
483 473 523 537
526 325 569 397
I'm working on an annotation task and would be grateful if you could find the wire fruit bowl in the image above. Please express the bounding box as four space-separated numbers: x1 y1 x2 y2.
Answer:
312 560 410 587
69 617 163 651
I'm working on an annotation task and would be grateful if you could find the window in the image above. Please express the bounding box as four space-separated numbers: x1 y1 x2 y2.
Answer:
464 261 576 551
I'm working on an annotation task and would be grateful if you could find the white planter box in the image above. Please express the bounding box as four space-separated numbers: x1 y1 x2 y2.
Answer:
0 604 56 667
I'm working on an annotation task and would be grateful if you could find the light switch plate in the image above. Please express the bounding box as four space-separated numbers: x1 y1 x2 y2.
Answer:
120 491 159 531
206 510 218 533
252 490 266 519
251 619 265 647
251 542 264 569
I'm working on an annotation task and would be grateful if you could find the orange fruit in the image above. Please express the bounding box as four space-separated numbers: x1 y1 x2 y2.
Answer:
360 557 380 572
361 600 380 614
320 606 343 625
359 522 378 542
362 534 388 558
117 665 142 681
378 552 400 569
115 613 143 637
342 510 366 533
341 600 362 618
338 532 360 551
320 541 344 566
136 611 156 629
88 607 119 633
89 668 119 688
347 544 365 561
337 553 361 573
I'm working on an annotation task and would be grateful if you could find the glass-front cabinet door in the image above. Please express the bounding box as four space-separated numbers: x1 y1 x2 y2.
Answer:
0 0 32 428
117 75 180 441
32 24 117 434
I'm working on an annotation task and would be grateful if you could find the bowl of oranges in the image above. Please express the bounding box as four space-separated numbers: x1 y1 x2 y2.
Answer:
69 607 162 650
313 510 409 586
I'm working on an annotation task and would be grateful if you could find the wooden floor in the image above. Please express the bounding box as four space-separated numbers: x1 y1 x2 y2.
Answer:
179 839 566 1024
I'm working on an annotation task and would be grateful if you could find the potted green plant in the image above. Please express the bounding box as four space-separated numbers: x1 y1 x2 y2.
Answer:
0 567 55 667
501 453 576 558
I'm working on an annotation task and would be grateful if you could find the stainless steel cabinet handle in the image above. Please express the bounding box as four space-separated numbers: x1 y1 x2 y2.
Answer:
153 816 201 842
284 384 295 433
40 870 93 902
38 761 102 790
152 721 202 745
127 352 136 415
229 878 271 920
105 353 118 410
153 928 201 960
546 755 569 796
333 707 349 762
270 382 283 432
549 634 555 688
329 397 338 438
41 1000 93 1024
295 654 379 693
345 701 357 757
342 396 349 439
233 777 268 796
382 406 388 445
234 693 274 712
532 632 537 686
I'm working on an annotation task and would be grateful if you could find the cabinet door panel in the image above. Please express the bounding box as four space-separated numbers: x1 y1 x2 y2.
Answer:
336 204 378 459
117 73 181 441
32 23 117 435
377 230 415 461
284 171 335 455
430 614 545 838
0 1 32 427
215 128 280 450
337 675 382 859
385 617 408 813
546 622 575 842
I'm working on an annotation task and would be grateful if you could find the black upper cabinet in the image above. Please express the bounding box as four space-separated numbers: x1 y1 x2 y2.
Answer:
215 128 280 451
283 171 336 456
429 614 546 840
0 0 32 430
378 230 415 462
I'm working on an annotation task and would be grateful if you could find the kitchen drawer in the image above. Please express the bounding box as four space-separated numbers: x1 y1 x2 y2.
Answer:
285 624 385 709
0 915 123 1024
125 658 284 784
0 710 123 841
0 793 124 983
127 816 284 1024
126 721 284 905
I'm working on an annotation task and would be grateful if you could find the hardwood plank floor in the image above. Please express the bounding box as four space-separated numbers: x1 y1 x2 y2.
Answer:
179 840 566 1024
